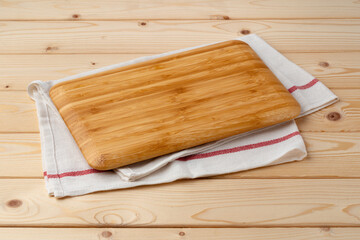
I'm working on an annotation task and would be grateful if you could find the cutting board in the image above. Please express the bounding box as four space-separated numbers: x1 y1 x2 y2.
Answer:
49 40 301 170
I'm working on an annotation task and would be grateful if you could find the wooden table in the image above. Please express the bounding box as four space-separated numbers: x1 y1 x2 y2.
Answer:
1 1 359 239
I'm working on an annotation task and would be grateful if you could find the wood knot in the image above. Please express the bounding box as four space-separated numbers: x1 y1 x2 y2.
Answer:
319 61 329 68
210 15 230 20
91 62 96 66
6 199 22 208
72 14 80 19
326 112 341 121
5 85 10 89
138 21 147 26
240 29 251 35
179 231 185 236
101 231 112 238
45 46 58 52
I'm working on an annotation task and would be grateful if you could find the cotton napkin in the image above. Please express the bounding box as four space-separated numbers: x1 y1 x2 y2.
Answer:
28 34 338 197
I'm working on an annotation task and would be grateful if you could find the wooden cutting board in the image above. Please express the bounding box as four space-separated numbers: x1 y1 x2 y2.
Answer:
49 40 301 170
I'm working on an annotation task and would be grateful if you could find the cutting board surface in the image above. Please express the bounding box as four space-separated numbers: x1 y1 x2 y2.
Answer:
49 40 301 170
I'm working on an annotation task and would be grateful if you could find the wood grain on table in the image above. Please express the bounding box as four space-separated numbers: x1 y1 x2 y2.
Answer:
0 0 359 238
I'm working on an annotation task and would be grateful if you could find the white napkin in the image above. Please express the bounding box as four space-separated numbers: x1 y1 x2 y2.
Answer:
28 34 338 197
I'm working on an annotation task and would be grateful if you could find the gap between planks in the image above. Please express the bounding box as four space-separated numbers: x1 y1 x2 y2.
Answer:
0 226 359 228
2 17 360 21
1 225 360 229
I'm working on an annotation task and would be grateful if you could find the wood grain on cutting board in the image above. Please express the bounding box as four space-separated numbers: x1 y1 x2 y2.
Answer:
49 40 300 170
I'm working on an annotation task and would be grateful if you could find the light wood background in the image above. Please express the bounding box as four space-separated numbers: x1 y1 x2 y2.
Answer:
1 0 359 239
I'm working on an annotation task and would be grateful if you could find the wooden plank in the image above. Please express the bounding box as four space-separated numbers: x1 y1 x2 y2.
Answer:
1 179 360 226
1 89 357 133
0 54 146 91
0 227 359 240
0 131 359 178
0 0 359 20
2 52 360 91
285 52 360 89
0 91 38 133
296 89 360 132
1 20 360 54
1 132 359 178
0 133 42 177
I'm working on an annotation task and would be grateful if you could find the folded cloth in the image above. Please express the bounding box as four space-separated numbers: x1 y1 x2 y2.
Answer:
28 34 338 197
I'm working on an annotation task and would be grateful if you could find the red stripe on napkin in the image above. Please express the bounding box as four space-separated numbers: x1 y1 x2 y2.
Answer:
288 78 319 93
178 131 300 161
44 169 103 179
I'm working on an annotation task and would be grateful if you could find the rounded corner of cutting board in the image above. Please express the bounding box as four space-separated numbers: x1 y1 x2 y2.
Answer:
87 153 118 171
49 83 64 101
227 39 250 47
86 154 107 170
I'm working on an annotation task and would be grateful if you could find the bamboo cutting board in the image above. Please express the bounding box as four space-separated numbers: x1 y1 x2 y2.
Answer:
49 40 301 170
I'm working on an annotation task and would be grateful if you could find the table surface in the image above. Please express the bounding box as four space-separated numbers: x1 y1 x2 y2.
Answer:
1 0 359 239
